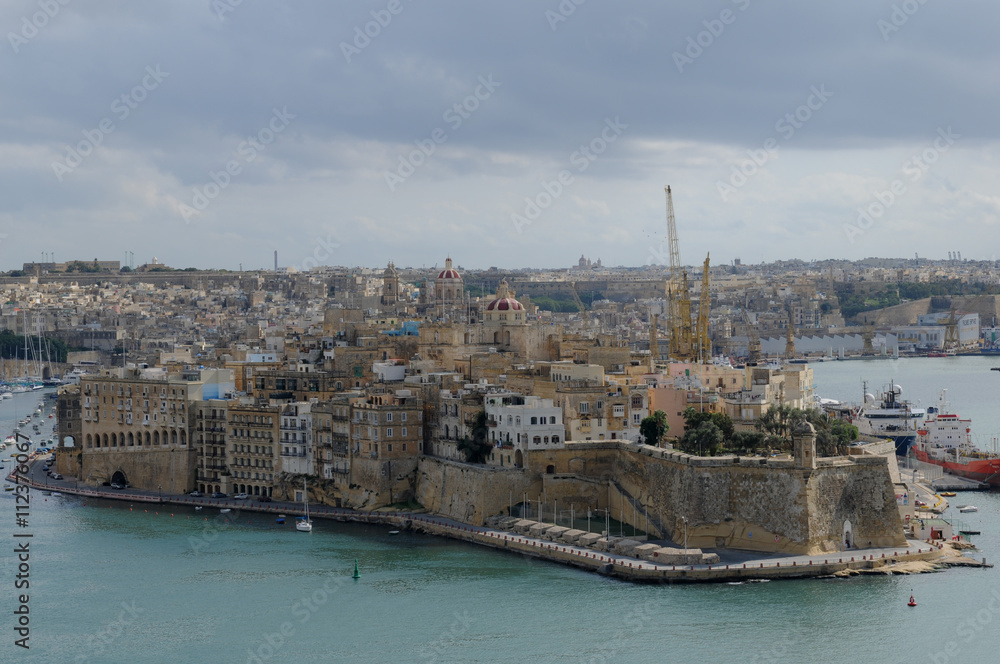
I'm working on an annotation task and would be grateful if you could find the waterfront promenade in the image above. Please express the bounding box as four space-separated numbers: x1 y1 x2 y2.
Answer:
7 454 973 584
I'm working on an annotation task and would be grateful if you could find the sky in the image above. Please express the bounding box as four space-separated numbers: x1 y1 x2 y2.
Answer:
2 0 999 272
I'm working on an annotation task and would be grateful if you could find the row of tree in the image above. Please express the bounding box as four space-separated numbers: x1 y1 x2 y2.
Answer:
640 405 859 457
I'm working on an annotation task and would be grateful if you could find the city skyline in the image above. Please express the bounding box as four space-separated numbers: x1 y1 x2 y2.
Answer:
3 2 998 271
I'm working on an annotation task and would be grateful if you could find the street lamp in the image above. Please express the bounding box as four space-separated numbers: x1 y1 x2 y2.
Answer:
681 516 688 552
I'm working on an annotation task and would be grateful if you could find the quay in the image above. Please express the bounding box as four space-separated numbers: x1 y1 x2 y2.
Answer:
7 459 985 584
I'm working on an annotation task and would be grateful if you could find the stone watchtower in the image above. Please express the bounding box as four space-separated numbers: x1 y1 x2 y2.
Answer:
792 420 817 470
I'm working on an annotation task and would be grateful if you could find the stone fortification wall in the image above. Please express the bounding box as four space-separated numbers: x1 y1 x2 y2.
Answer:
529 443 906 555
80 448 196 494
274 458 419 510
415 457 534 525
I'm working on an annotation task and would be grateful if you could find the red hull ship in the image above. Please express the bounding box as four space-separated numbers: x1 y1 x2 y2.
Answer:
911 391 1000 485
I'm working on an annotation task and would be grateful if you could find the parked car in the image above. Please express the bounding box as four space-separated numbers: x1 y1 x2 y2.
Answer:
233 493 248 500
50 473 63 480
189 490 203 497
258 496 272 503
110 483 125 490
210 492 227 499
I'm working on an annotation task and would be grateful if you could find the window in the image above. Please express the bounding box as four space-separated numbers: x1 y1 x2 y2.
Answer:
579 402 589 414
386 428 393 438
386 412 393 422
530 417 537 425
401 412 407 423
401 427 407 437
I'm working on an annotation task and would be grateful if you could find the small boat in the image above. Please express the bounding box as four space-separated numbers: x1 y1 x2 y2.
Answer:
940 492 956 497
41 491 51 496
960 530 981 536
991 367 1000 372
388 530 400 535
194 506 203 511
959 506 978 513
296 479 312 532
220 508 231 514
276 514 286 524
908 595 918 607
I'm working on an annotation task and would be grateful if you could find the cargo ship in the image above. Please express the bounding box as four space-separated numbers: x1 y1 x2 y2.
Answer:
911 390 1000 485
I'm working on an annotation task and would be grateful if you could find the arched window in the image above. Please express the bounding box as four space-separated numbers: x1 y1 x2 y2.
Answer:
128 432 134 446
180 431 186 445
533 436 541 445
153 431 160 445
550 416 556 424
552 435 560 443
111 433 117 447
530 417 537 425
544 436 549 444
171 430 177 445
102 433 109 448
86 434 92 449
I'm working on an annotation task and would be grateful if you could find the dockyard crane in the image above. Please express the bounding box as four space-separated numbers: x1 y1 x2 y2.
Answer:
696 253 711 361
742 306 762 364
663 185 702 361
784 302 796 360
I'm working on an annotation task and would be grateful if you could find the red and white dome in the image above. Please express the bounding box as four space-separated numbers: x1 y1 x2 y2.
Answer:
437 257 461 281
484 279 525 322
486 297 523 311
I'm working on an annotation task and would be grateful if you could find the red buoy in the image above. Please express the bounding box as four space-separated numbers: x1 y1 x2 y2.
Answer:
908 595 917 607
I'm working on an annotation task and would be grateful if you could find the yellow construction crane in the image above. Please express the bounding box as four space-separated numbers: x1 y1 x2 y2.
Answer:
742 306 761 364
696 253 711 360
784 303 796 359
663 185 702 361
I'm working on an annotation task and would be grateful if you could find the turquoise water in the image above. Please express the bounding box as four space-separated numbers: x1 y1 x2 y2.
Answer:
1 366 999 663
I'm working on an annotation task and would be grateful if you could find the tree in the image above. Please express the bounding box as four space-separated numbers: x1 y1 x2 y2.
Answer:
730 430 766 454
680 421 724 456
457 410 492 464
639 410 669 446
682 407 734 441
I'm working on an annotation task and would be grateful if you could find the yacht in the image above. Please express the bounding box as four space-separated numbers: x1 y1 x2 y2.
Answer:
851 383 925 456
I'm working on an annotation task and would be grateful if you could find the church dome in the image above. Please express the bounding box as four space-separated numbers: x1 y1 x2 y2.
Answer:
437 257 461 280
485 279 523 312
486 297 523 311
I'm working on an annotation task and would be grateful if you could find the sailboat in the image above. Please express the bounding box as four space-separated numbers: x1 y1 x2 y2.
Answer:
295 479 312 532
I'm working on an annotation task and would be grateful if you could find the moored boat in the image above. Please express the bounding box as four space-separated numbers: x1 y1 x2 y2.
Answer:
851 382 925 456
911 390 1000 486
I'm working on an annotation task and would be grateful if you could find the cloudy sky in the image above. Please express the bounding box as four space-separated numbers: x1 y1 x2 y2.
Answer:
2 1 998 272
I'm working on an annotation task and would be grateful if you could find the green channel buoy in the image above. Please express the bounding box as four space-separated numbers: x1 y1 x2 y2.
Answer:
352 559 361 579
